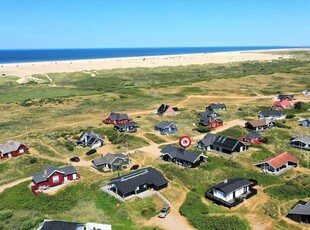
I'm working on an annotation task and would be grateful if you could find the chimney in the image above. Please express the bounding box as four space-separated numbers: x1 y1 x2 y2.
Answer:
224 179 227 183
44 169 47 176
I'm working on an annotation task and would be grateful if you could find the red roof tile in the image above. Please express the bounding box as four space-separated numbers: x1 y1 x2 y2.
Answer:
272 99 292 108
255 152 299 169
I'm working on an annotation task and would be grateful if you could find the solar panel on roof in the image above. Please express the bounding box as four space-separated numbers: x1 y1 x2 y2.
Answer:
120 168 149 182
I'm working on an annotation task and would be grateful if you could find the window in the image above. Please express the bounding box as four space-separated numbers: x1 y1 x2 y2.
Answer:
52 175 60 183
19 149 24 153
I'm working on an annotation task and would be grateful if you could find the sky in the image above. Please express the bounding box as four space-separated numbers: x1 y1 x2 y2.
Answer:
0 0 309 49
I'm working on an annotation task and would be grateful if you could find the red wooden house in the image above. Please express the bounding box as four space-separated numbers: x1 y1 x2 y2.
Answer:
239 132 264 144
157 104 178 116
272 99 292 110
0 140 29 159
31 165 80 195
102 112 133 125
199 117 223 129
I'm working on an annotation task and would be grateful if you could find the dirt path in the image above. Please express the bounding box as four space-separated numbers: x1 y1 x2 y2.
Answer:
0 177 31 193
147 188 195 230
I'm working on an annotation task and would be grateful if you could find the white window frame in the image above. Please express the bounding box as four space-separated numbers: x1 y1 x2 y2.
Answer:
52 175 60 183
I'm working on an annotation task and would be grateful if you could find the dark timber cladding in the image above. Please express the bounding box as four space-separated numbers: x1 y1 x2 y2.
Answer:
160 145 206 167
109 167 168 198
287 200 310 224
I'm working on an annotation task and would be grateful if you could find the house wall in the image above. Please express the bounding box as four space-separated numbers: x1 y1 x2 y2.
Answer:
0 145 29 159
32 172 79 191
163 107 176 116
213 189 228 201
213 186 248 202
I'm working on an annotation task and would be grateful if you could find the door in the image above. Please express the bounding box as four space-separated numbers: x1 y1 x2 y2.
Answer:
64 176 68 182
73 174 77 180
233 191 236 199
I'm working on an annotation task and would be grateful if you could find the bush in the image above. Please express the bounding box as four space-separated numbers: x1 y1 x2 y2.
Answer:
265 184 310 200
193 126 211 133
0 209 13 221
286 114 295 119
64 141 75 152
29 157 37 164
140 206 156 219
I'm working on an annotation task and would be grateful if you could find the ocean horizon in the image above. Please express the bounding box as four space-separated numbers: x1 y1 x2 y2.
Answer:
0 46 303 64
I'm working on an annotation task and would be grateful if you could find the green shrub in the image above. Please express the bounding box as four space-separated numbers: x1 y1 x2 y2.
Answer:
140 206 156 219
286 114 295 119
0 209 13 221
193 126 211 133
29 157 37 164
64 141 75 152
265 184 310 200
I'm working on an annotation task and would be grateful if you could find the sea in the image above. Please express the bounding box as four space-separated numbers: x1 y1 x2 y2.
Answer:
0 46 299 64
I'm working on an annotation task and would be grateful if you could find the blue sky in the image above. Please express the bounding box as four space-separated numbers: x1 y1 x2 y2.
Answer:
1 0 309 49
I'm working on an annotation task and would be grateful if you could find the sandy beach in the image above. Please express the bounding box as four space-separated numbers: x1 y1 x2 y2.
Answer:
0 49 301 78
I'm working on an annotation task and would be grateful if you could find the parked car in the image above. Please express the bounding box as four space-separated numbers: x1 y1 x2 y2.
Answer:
130 164 139 170
158 205 170 218
86 149 97 156
70 156 80 162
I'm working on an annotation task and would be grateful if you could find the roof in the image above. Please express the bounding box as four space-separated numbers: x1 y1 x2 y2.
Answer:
157 104 178 114
246 119 273 127
114 122 138 129
255 152 299 169
32 165 78 184
278 94 294 101
207 103 226 110
160 145 204 163
199 133 218 147
0 140 22 154
108 112 132 121
259 109 286 118
290 135 310 145
213 178 253 194
272 99 291 107
155 121 176 129
198 110 220 117
38 220 83 230
242 132 263 140
212 135 247 151
110 167 168 195
200 117 223 126
78 131 104 145
157 104 169 114
288 200 310 215
92 153 129 166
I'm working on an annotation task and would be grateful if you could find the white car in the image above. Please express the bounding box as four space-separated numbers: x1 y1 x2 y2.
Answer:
158 205 171 218
303 90 310 96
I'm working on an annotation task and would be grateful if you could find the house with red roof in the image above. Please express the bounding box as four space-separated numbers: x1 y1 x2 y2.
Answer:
254 152 298 176
272 99 293 110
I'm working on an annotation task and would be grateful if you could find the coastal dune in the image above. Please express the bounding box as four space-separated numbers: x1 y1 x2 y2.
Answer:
0 50 291 78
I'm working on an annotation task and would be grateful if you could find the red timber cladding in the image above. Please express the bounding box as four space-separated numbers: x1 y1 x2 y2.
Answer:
0 144 29 159
32 172 80 191
163 107 176 116
103 119 132 125
210 120 223 129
